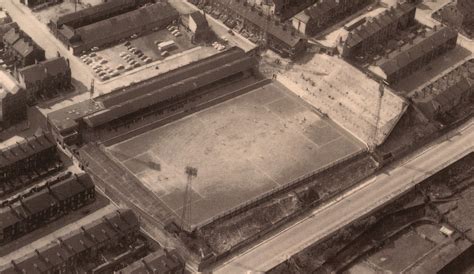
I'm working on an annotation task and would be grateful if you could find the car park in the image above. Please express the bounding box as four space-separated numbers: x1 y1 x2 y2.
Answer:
100 75 110 81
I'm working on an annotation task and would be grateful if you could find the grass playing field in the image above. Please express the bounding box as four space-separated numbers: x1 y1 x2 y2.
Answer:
106 82 365 227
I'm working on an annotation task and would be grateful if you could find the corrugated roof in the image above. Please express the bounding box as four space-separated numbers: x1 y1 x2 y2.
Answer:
100 47 247 107
54 0 139 27
73 3 178 48
84 55 256 127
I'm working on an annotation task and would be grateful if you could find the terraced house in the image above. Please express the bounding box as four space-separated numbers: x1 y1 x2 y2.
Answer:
292 0 374 36
17 56 72 104
341 2 416 58
0 173 95 245
2 28 45 68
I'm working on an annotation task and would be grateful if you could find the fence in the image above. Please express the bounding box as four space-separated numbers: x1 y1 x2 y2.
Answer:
194 148 367 231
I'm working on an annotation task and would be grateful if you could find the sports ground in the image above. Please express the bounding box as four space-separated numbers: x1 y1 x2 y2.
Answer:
106 82 365 227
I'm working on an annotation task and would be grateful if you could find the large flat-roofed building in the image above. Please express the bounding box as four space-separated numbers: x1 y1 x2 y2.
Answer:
341 3 416 58
205 0 306 58
292 0 374 36
0 70 27 127
369 25 458 84
47 47 258 145
51 2 179 55
0 173 95 244
17 57 72 104
0 209 139 273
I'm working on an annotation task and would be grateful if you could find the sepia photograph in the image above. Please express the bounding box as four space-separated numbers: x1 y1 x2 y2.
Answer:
0 0 472 273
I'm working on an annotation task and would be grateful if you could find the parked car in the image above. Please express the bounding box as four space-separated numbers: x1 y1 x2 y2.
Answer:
100 75 110 81
116 65 125 70
124 41 131 47
91 46 99 51
130 34 138 39
100 59 108 64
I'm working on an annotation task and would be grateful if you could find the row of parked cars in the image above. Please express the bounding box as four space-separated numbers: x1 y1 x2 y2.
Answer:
80 52 126 81
166 25 182 37
120 41 153 67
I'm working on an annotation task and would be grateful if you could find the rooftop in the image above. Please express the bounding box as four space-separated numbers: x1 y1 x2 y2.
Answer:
219 0 304 47
18 57 70 84
72 3 178 48
47 99 104 133
344 2 415 49
0 133 55 169
370 25 458 79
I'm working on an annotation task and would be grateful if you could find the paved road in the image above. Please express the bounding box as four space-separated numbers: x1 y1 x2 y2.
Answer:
1 0 93 87
213 119 474 274
168 0 256 52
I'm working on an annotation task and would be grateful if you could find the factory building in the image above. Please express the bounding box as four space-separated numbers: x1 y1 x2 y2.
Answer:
50 2 178 55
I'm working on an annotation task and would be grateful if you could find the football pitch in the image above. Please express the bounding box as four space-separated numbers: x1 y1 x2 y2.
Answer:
106 82 365 227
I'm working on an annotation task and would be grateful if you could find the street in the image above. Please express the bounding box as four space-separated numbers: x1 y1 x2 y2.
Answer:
213 119 474 274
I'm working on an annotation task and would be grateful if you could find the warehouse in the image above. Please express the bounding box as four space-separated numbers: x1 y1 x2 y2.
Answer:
0 173 95 244
49 0 152 30
369 25 458 84
0 209 139 274
53 2 179 55
341 2 416 58
0 133 57 185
